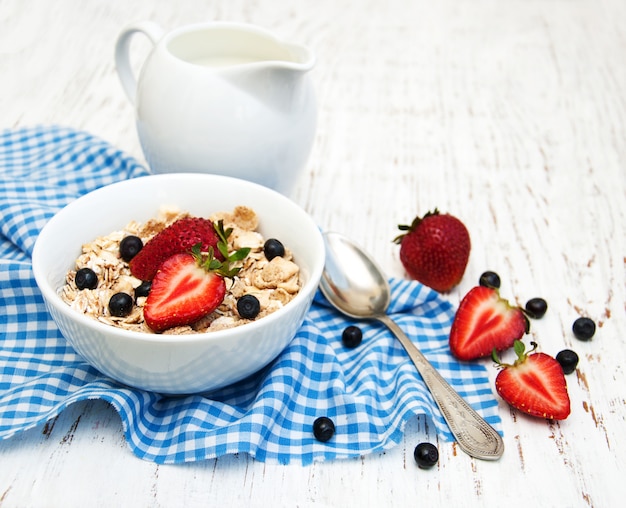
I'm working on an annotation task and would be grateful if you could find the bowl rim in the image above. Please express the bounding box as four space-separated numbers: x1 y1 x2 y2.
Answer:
32 173 325 345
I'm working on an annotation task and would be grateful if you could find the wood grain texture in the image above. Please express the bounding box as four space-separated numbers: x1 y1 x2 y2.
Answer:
1 0 625 506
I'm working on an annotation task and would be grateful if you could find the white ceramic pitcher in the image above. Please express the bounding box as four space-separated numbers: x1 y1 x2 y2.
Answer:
115 21 317 195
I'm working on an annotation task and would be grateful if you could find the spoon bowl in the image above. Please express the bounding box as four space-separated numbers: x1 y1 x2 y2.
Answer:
320 232 390 318
320 231 504 461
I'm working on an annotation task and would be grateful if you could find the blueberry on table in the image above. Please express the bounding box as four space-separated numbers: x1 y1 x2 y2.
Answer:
108 292 134 317
525 297 548 319
342 325 363 348
572 317 596 341
75 267 98 290
479 271 501 289
237 294 261 319
263 238 285 261
413 442 439 469
119 235 143 262
556 349 579 375
313 416 335 442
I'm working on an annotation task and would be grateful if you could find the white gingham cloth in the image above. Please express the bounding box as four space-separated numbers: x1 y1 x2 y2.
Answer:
0 126 502 464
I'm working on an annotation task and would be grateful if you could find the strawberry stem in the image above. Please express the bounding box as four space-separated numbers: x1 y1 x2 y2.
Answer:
190 220 251 279
492 339 540 369
393 208 441 244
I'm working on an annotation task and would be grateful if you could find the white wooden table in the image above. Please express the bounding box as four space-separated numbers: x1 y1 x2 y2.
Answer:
1 1 625 506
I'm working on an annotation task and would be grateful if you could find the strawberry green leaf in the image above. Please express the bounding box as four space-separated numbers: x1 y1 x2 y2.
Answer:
513 339 526 358
229 247 251 261
491 348 501 365
218 242 230 259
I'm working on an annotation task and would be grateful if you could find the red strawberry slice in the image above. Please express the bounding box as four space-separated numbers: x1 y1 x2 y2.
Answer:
143 252 226 332
449 285 529 361
493 340 571 420
130 217 221 281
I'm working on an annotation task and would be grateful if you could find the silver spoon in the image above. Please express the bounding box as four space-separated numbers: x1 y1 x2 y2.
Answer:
320 231 504 461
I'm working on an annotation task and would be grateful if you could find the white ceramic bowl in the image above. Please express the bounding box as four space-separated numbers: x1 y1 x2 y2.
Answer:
32 173 324 394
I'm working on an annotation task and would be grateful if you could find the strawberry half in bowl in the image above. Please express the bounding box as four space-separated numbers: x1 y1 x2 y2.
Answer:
32 174 325 394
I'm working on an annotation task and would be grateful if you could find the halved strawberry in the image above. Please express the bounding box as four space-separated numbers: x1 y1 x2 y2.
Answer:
449 285 529 361
493 340 571 420
144 252 226 332
143 221 250 332
130 217 222 281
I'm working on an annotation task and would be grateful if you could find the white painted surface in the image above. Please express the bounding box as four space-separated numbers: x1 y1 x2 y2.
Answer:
1 1 624 506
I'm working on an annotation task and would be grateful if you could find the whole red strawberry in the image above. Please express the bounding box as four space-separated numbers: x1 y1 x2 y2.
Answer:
394 209 470 292
130 217 222 281
493 340 571 420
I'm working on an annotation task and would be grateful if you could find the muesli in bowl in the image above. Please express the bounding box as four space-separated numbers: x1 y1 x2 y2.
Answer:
59 205 302 335
32 173 325 394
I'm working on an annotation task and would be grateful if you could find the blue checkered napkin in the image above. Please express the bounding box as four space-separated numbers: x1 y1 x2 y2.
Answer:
0 125 148 260
0 125 502 464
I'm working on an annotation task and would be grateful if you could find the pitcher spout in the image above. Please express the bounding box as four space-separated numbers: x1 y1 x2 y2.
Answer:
278 41 315 72
214 33 316 115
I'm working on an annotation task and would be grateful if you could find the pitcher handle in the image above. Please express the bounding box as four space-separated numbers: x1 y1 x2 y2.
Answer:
114 21 165 105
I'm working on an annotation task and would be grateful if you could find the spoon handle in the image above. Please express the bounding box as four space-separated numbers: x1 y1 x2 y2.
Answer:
377 315 504 461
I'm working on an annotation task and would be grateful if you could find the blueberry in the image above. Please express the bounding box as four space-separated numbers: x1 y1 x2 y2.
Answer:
237 294 261 319
573 317 596 341
413 442 439 469
134 280 152 300
525 297 548 319
313 416 335 442
479 271 501 289
263 238 285 261
119 235 143 262
342 325 363 348
556 349 579 375
75 267 98 290
108 292 134 317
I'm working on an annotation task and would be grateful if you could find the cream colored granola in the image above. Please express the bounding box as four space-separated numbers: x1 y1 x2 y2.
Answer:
59 206 301 334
